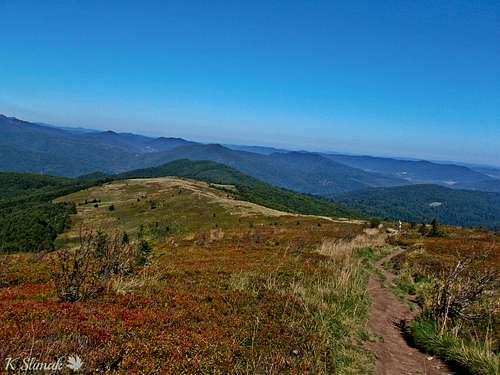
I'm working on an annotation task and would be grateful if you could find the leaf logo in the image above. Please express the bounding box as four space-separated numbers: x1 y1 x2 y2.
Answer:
66 355 83 371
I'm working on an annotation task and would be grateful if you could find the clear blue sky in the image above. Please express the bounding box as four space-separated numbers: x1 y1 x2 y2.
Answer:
1 0 499 165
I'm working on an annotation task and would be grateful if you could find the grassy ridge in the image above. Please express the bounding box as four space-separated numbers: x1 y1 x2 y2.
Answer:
0 160 360 253
117 159 361 218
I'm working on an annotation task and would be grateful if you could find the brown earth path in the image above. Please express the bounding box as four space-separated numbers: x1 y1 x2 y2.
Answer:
366 250 454 375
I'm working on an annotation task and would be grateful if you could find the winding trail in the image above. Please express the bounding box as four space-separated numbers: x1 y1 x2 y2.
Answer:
366 250 454 375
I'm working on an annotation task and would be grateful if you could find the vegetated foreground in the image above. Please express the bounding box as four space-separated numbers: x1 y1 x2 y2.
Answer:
1 177 376 373
1 177 498 374
388 224 500 375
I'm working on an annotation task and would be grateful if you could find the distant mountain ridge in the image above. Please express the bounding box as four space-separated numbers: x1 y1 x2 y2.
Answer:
322 154 500 193
0 115 405 194
1 114 498 196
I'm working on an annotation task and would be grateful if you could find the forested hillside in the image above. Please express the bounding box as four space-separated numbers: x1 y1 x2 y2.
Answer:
0 173 101 252
337 184 500 229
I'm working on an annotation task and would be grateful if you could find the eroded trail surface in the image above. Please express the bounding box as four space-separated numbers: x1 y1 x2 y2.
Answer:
367 251 453 375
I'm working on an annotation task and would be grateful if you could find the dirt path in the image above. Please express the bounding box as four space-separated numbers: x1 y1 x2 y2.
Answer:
366 250 453 375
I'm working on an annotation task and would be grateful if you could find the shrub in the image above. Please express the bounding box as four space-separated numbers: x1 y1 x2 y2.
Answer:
121 231 129 245
51 230 135 302
108 204 115 211
429 257 499 323
405 253 500 375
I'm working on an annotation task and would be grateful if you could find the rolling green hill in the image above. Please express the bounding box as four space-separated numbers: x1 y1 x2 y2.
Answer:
336 184 500 229
0 161 361 252
117 159 361 219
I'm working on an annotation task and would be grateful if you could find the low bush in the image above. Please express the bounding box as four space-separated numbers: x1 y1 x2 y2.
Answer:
51 230 136 302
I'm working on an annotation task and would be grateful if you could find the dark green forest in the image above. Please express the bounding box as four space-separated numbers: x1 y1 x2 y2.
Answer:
336 184 500 229
0 173 101 253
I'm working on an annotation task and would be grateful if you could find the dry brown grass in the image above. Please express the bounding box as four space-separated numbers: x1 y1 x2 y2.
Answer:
316 228 386 258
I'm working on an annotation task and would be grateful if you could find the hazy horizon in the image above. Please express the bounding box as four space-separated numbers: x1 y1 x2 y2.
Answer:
1 1 499 165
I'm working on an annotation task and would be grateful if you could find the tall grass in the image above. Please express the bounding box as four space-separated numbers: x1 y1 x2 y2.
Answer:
227 230 387 373
407 319 499 375
275 231 385 373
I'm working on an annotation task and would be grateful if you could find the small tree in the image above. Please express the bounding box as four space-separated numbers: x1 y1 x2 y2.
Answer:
137 224 145 240
429 218 444 237
369 218 381 228
108 205 115 211
418 220 428 235
121 231 129 245
135 240 152 265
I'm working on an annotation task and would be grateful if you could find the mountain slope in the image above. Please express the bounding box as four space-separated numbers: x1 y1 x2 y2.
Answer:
117 159 361 218
0 115 138 176
224 144 289 155
336 184 500 229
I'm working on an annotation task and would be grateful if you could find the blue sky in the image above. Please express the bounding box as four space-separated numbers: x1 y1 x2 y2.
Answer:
1 1 499 165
